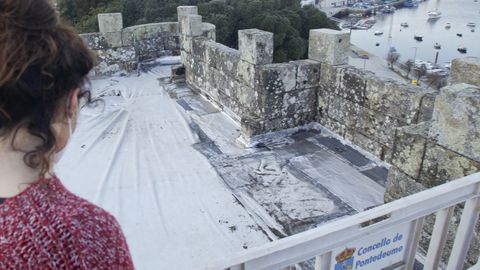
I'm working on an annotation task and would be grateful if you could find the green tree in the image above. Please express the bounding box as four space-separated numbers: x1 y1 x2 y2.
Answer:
58 0 78 23
57 0 339 62
199 0 338 62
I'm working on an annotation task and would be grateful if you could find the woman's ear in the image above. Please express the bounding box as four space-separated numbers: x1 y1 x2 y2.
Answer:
67 88 80 117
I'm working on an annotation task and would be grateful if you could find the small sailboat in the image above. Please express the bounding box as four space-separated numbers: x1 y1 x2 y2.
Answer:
428 10 442 19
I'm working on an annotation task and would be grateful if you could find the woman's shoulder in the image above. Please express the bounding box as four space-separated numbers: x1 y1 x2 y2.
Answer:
46 178 134 268
45 177 116 225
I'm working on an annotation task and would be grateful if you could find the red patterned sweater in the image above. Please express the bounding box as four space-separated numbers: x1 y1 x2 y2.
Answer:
0 176 134 269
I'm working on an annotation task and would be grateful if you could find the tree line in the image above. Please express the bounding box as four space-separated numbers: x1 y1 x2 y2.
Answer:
58 0 339 62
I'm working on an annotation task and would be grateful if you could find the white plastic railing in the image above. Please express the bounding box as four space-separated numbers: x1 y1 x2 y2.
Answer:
210 172 480 270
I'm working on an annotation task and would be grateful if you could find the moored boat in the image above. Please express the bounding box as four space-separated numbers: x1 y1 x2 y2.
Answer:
428 10 442 19
434 43 441 49
401 22 409 27
404 0 418 7
458 46 467 53
374 30 383 36
381 6 395 14
445 23 451 29
457 33 463 37
414 34 424 41
467 22 476 27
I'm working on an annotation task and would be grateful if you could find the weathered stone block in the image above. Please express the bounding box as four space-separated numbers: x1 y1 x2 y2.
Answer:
353 132 387 160
320 64 368 106
318 117 346 139
391 123 429 179
308 29 350 66
356 108 400 148
419 143 480 188
384 167 426 203
257 91 285 119
429 83 480 162
202 23 216 41
190 59 207 86
256 63 297 94
192 37 208 61
237 85 258 114
103 32 122 48
283 88 317 117
241 115 263 139
237 60 256 88
450 57 480 87
326 95 360 134
95 47 136 64
180 36 193 53
238 29 273 65
98 13 123 33
180 50 189 66
205 41 240 78
177 6 198 22
417 92 438 123
365 77 431 124
180 15 202 37
164 34 180 52
291 59 321 90
122 23 179 46
80 33 109 50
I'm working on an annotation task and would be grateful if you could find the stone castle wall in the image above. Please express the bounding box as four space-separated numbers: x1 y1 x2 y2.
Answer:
179 9 323 136
84 9 480 267
178 6 437 162
178 6 480 266
81 12 215 76
317 64 436 161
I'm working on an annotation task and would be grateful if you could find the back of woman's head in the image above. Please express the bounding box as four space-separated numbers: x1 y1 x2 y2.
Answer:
0 0 94 175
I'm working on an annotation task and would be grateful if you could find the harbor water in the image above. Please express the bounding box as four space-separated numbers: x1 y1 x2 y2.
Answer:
350 0 480 66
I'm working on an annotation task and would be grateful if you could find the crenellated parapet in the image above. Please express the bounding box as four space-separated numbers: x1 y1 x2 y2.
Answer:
80 12 214 76
178 6 480 266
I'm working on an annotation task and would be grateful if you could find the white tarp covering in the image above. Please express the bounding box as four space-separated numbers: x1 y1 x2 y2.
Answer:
55 73 270 270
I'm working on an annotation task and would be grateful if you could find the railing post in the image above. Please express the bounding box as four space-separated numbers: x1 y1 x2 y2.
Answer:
424 206 455 269
405 217 425 269
315 252 332 270
447 197 480 270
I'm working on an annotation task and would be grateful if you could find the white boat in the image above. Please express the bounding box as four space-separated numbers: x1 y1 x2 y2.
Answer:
434 43 441 49
458 46 467 53
414 34 424 41
401 22 409 27
467 22 476 27
428 10 442 19
445 23 451 29
374 30 384 36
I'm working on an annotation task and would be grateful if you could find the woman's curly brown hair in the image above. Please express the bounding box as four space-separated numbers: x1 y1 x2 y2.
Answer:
0 0 94 176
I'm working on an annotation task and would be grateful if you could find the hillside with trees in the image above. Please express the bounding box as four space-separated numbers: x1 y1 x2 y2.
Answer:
58 0 338 62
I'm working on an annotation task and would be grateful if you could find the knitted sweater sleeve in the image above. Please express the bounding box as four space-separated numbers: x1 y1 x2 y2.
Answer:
68 206 135 269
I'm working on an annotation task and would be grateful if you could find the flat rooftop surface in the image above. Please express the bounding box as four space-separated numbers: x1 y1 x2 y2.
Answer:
56 59 388 269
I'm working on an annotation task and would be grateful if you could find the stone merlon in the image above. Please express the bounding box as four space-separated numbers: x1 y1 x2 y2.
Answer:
309 29 350 66
449 57 480 87
98 13 123 33
238 29 274 65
